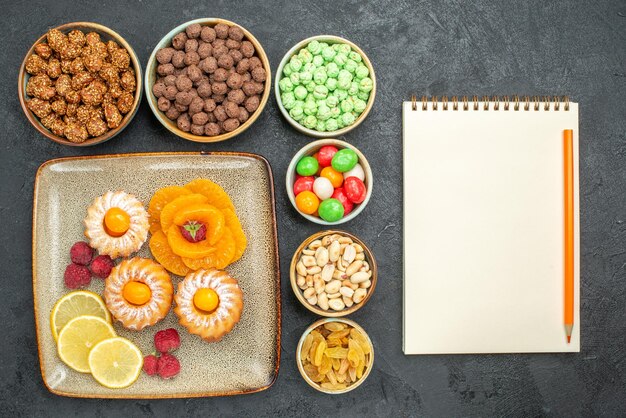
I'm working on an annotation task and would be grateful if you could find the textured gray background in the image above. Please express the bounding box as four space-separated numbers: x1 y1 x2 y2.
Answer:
1 0 625 417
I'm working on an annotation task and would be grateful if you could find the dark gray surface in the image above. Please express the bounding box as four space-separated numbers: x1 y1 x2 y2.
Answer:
1 0 625 416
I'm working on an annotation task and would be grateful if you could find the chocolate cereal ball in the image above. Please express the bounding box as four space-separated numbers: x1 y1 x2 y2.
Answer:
185 39 199 53
213 105 227 122
228 26 245 42
217 54 234 70
176 91 194 106
204 98 216 112
163 75 177 86
225 39 240 50
186 23 202 39
224 100 239 118
213 68 228 82
187 64 203 82
229 49 243 64
212 94 226 103
172 33 188 50
191 124 204 135
156 47 175 64
212 44 229 58
242 81 257 96
200 26 216 42
152 82 166 98
214 23 229 39
227 72 243 90
164 85 177 100
223 118 240 132
192 112 209 125
241 41 255 58
248 56 262 70
157 97 171 112
238 107 250 123
188 97 205 115
171 50 186 68
197 81 212 98
227 89 245 104
245 95 260 113
200 57 218 73
212 82 228 96
184 51 200 66
157 63 175 76
252 67 266 82
165 107 180 120
198 42 213 59
205 122 220 136
177 113 191 132
236 58 250 75
175 75 193 92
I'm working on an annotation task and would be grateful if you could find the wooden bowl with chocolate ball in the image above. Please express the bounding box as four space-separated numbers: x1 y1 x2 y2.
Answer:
18 22 142 147
145 18 271 143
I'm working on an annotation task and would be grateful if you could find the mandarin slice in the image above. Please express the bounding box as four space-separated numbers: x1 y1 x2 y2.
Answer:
184 179 235 211
149 230 191 276
167 224 217 258
148 186 192 234
182 228 236 270
160 194 208 232
173 203 225 246
221 208 247 263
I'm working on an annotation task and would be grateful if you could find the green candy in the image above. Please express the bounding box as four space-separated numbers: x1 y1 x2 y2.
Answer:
313 68 327 84
289 56 302 72
317 105 331 121
353 98 367 114
357 90 370 101
326 95 339 108
331 148 358 172
341 112 356 126
318 42 330 51
296 156 319 176
294 85 308 100
303 62 316 73
321 47 336 61
312 55 324 67
318 198 344 222
355 65 369 79
347 81 359 96
359 77 373 92
307 40 321 54
279 77 294 92
332 43 341 52
316 120 326 132
313 85 328 100
335 89 348 101
294 100 305 109
325 118 339 131
289 106 304 121
326 62 340 78
348 51 362 63
283 65 292 77
325 78 338 91
298 49 313 63
299 71 313 84
335 115 345 129
289 72 300 85
338 69 352 82
333 53 348 67
344 59 358 73
303 115 317 129
305 80 317 93
340 99 354 113
303 100 317 115
337 77 351 90
281 92 296 110
330 106 341 118
337 44 351 54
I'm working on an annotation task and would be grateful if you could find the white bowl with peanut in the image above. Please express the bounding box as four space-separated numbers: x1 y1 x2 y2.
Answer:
290 230 376 317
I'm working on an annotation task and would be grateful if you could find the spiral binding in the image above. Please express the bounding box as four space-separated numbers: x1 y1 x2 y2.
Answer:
410 95 570 111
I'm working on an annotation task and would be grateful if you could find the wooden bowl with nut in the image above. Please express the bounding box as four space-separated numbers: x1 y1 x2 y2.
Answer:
290 230 377 317
18 22 142 146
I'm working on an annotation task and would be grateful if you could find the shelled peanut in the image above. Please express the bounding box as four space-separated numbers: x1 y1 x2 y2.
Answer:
295 233 372 312
300 321 371 390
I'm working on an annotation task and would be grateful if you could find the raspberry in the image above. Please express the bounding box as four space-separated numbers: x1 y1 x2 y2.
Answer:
70 241 94 265
157 353 180 379
90 255 115 279
64 263 91 289
143 354 159 376
154 328 181 353
179 221 207 243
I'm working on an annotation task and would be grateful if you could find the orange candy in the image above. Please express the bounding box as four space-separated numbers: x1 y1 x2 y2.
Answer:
104 207 130 237
193 288 219 313
320 167 344 188
123 281 151 305
295 191 320 215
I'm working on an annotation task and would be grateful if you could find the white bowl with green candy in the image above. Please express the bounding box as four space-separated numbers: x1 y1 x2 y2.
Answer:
275 35 376 138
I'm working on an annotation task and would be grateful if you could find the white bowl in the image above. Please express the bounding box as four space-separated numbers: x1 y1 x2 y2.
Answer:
275 35 376 138
286 139 373 225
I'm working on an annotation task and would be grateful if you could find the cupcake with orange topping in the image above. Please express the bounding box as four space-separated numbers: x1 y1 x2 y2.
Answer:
104 257 174 330
84 191 149 258
174 269 243 342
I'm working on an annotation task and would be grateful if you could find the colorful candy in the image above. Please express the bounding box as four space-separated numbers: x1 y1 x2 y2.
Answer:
293 146 367 221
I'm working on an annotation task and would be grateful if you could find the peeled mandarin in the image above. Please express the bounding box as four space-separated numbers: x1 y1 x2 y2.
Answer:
123 281 151 306
104 207 130 237
194 288 219 313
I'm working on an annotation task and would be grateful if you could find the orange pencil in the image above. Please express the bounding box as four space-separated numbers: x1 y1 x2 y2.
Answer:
563 129 574 343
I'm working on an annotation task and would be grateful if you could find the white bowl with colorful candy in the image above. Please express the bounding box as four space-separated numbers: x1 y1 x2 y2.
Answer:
286 139 372 225
275 35 376 138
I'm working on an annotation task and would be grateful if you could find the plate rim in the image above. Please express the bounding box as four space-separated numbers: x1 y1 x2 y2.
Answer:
32 151 281 399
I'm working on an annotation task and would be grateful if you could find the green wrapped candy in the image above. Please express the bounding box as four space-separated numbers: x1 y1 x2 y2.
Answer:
341 112 356 126
340 99 354 113
344 59 358 74
303 100 317 116
348 51 362 62
332 43 341 52
331 148 358 172
355 64 369 79
313 68 328 84
316 120 326 132
326 95 339 108
313 85 328 100
294 85 308 100
296 156 319 176
312 55 324 67
338 44 351 54
321 46 336 61
330 106 341 118
307 40 321 54
317 104 331 121
281 92 296 110
289 106 305 121
337 77 351 90
335 115 345 129
325 118 339 132
326 62 340 78
319 42 330 50
279 77 294 92
335 89 348 101
325 78 338 91
289 72 300 86
333 53 348 67
353 98 367 114
294 100 305 109
347 81 359 96
303 115 317 129
303 62 316 73
359 77 373 92
299 71 313 84
289 56 302 72
357 90 370 101
283 64 292 77
318 198 344 222
298 48 313 63
305 80 317 93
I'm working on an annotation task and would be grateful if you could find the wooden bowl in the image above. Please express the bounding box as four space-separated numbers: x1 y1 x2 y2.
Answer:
145 18 271 143
296 317 374 394
290 230 377 317
275 35 376 138
286 139 373 225
18 22 142 147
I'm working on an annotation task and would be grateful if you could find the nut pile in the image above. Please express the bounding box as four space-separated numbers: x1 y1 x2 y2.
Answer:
152 22 267 136
295 233 372 312
300 321 371 390
24 28 136 143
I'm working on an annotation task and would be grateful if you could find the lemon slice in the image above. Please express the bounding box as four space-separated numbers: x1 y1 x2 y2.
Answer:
50 290 111 341
88 337 143 389
57 315 116 373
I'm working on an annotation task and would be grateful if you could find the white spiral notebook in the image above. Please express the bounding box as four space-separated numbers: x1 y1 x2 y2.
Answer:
402 96 580 354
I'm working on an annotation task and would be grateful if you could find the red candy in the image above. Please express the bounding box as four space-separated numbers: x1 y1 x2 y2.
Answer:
344 176 367 204
293 176 315 196
331 187 354 216
317 146 338 167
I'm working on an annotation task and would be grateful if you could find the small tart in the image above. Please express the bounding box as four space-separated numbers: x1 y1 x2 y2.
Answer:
104 257 173 331
84 191 149 258
174 269 243 342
